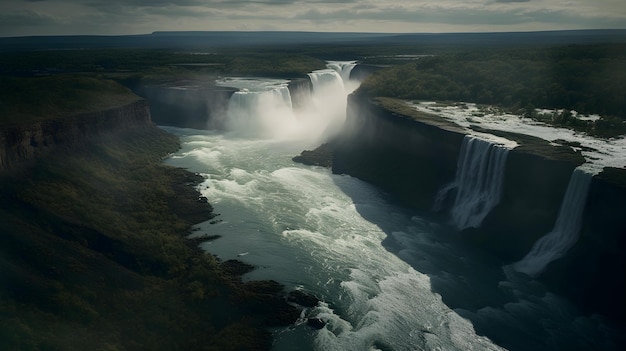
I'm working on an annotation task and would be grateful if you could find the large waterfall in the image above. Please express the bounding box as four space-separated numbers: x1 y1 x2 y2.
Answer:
227 85 293 133
436 135 509 230
216 62 358 143
513 168 593 277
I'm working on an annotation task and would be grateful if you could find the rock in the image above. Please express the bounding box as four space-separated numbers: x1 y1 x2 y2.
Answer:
220 259 255 276
287 289 320 308
292 143 333 167
306 318 326 330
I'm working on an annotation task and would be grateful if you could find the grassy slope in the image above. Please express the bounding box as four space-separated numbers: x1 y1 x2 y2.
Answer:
0 125 296 350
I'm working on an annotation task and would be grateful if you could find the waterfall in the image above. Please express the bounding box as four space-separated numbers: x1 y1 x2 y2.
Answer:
225 85 294 135
304 63 357 141
436 135 509 230
308 69 345 93
327 60 357 82
513 168 592 277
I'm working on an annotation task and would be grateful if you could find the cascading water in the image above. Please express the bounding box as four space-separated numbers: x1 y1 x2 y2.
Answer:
435 135 509 230
513 168 593 277
308 69 345 93
304 63 358 141
327 60 357 83
217 78 295 138
216 64 357 143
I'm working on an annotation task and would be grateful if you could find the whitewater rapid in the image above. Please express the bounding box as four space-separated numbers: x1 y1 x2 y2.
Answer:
164 129 505 351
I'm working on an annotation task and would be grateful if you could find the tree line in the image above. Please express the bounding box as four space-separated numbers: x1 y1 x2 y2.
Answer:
359 44 626 136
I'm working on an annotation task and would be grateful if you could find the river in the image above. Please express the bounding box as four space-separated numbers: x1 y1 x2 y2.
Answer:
162 62 621 351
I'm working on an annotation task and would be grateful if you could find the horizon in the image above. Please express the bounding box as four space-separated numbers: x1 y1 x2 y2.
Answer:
3 28 626 40
1 1 625 37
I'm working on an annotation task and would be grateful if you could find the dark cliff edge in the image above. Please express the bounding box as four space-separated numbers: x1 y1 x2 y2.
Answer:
0 99 150 171
332 94 626 323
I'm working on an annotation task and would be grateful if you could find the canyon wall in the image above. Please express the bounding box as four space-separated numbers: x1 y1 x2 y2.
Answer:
135 79 312 130
333 94 626 321
0 99 152 171
135 85 234 130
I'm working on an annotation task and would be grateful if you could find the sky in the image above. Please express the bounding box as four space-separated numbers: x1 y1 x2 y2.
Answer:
1 0 625 37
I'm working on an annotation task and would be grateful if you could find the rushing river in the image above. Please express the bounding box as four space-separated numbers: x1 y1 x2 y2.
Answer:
162 63 622 351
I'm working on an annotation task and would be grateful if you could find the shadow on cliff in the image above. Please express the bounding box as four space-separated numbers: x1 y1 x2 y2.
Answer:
331 174 625 351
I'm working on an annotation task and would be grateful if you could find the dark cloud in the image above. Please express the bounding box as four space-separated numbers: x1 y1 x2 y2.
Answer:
1 0 624 36
0 10 57 32
294 5 527 26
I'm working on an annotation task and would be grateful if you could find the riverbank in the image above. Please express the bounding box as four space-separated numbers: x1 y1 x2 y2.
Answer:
0 122 303 350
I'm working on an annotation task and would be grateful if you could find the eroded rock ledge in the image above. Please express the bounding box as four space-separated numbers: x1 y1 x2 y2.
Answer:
0 99 151 171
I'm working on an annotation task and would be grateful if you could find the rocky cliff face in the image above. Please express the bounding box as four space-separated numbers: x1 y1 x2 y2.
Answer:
334 95 465 210
0 99 152 171
333 94 626 322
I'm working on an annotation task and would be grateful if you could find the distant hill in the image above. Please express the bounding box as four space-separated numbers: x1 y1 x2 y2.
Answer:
1 29 626 52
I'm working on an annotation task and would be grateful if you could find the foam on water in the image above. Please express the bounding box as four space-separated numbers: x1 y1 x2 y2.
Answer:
163 126 507 350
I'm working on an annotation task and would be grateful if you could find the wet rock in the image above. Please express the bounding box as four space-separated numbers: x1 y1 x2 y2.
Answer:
292 143 333 168
307 317 326 330
287 289 320 308
220 259 255 276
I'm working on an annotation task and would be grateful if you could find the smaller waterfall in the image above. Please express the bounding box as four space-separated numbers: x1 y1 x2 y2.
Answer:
308 69 345 93
513 168 592 277
305 64 356 141
327 61 357 82
436 135 509 230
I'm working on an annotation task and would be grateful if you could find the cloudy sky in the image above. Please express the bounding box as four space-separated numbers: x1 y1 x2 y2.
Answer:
1 0 625 37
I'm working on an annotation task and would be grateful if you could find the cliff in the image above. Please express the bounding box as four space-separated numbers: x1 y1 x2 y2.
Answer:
135 85 235 130
134 78 312 131
333 94 626 322
0 99 152 171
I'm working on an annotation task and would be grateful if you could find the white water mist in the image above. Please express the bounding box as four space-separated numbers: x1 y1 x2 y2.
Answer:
226 85 294 136
513 168 592 277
